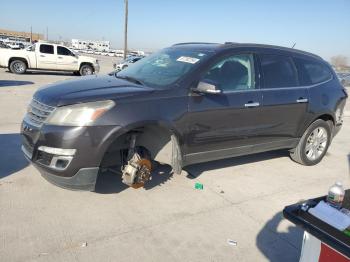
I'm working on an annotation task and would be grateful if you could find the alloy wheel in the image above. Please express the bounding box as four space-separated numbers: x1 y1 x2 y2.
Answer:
14 62 25 73
82 67 92 75
305 127 328 161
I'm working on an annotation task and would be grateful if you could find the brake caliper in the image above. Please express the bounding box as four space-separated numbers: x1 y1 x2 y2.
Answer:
121 134 152 188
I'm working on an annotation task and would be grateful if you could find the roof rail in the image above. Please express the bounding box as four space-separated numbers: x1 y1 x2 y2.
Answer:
222 42 322 60
172 42 217 46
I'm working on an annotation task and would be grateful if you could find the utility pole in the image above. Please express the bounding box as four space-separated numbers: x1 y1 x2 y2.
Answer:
46 27 48 41
30 26 32 43
123 0 128 60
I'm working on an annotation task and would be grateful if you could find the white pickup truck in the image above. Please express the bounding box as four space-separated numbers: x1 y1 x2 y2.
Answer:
0 42 100 76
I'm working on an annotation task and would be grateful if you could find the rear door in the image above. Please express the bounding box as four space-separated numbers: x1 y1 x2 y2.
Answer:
37 44 57 70
56 46 79 71
258 53 309 144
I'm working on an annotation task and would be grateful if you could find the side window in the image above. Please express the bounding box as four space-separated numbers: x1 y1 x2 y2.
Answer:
260 54 298 88
294 57 332 85
57 46 72 56
39 44 54 54
204 54 255 92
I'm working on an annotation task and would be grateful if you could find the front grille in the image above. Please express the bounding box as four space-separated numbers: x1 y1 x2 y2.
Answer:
25 99 56 127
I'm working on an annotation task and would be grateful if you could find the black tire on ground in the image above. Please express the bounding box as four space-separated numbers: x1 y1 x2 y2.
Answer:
79 64 94 76
10 60 27 74
289 119 332 166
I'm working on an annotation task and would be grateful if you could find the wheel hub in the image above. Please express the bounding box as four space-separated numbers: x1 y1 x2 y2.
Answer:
305 127 328 161
131 159 152 189
82 67 92 75
14 63 24 72
121 149 152 188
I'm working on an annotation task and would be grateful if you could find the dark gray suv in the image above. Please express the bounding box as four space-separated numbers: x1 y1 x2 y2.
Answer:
21 42 348 191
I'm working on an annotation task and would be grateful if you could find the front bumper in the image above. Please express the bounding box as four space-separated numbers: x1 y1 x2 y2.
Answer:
21 120 121 191
38 165 99 191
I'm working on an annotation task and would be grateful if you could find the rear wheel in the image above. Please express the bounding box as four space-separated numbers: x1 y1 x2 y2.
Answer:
290 119 332 165
10 60 27 74
79 64 93 76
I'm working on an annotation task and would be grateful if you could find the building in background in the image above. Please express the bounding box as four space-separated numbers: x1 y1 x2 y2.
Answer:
71 39 110 51
0 28 44 43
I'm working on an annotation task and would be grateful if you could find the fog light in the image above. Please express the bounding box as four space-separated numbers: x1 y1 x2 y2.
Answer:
50 155 73 170
56 159 69 169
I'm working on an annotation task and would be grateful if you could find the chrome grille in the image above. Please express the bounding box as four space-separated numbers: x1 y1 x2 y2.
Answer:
25 99 56 127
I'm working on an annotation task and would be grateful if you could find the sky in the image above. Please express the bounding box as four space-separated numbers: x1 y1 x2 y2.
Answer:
1 0 349 61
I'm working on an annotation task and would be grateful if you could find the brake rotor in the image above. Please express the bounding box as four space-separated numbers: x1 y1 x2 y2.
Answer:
131 158 152 189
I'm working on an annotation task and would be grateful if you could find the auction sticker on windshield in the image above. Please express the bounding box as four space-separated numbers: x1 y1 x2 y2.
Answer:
177 56 200 64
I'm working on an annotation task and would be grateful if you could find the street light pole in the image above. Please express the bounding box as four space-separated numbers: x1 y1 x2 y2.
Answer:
123 0 128 60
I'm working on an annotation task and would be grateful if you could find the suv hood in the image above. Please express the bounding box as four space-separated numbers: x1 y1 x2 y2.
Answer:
34 75 155 106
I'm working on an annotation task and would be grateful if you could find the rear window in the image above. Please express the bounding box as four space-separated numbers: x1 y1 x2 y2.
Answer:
294 57 332 85
260 54 298 88
40 44 54 54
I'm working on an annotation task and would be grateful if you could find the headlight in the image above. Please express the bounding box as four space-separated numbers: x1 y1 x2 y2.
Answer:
46 100 115 126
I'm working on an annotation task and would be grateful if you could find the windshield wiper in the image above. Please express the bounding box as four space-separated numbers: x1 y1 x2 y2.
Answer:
115 74 144 86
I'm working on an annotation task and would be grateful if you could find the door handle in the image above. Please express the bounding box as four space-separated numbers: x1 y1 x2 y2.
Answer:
205 89 221 94
40 55 45 57
244 102 260 108
296 98 308 103
58 57 63 59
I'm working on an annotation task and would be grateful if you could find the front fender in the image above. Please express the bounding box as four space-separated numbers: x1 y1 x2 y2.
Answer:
98 121 184 172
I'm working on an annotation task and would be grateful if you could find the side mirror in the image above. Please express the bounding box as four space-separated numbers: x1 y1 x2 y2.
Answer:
195 80 222 94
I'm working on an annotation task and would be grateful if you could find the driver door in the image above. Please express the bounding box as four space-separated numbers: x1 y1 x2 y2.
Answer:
185 53 263 163
37 44 57 70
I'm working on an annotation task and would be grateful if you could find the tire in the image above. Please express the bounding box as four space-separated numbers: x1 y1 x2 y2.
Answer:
79 64 93 76
10 60 27 74
290 119 332 166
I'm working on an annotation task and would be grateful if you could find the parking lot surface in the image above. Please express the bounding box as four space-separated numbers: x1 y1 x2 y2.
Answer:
0 56 349 262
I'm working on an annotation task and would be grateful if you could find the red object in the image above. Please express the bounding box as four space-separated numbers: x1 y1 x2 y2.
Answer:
299 232 350 262
319 243 350 262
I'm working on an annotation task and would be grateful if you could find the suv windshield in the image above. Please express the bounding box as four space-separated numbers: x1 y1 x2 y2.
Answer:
117 48 211 88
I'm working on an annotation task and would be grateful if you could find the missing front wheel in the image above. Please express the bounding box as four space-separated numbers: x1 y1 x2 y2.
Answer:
121 134 152 188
